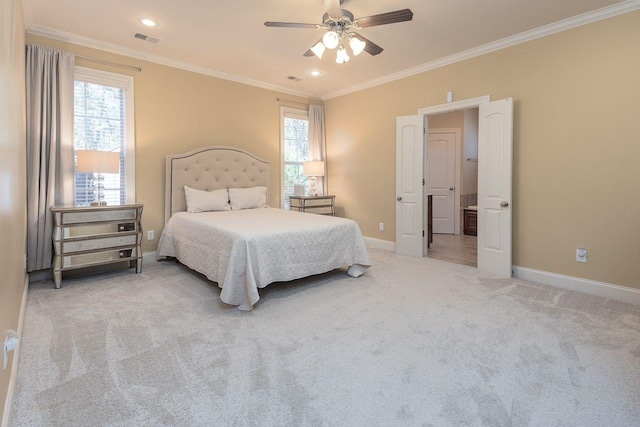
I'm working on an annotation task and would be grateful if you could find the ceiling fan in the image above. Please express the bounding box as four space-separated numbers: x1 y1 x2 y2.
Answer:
264 0 413 64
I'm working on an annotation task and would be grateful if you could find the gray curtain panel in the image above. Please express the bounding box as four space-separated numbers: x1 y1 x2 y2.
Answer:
26 45 75 272
308 104 327 195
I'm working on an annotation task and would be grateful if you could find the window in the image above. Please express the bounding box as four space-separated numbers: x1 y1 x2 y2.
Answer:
74 67 135 206
280 107 309 209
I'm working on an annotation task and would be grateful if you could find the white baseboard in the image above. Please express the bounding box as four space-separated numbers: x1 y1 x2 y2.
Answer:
363 237 395 252
513 266 640 305
2 276 28 427
142 251 158 265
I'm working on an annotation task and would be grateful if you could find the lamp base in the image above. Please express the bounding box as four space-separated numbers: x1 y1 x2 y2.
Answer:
90 201 107 207
309 176 317 197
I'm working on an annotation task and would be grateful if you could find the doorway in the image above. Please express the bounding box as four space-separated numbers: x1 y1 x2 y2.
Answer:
396 96 513 277
427 110 478 266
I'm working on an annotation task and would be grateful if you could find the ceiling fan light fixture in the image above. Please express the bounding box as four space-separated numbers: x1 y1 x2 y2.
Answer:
322 30 340 49
336 45 350 64
310 42 326 59
349 36 366 56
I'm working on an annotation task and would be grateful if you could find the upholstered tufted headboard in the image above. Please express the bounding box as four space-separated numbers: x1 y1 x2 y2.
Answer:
164 146 270 224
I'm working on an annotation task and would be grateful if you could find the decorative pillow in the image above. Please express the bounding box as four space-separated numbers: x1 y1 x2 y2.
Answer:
228 186 268 210
184 186 230 213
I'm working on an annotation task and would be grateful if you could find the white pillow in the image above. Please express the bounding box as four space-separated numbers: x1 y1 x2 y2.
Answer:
184 186 230 213
228 186 268 210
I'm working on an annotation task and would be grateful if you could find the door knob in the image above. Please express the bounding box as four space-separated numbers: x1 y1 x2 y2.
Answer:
500 201 509 208
396 196 402 201
449 187 455 191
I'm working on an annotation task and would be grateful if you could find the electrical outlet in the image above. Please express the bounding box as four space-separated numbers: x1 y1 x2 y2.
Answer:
3 330 18 370
379 222 384 231
147 230 155 241
576 248 587 263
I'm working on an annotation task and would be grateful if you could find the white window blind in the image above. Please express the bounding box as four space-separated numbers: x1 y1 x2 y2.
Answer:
281 108 309 209
73 67 135 206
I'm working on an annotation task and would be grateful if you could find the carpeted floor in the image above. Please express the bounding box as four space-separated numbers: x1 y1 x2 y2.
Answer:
12 248 640 426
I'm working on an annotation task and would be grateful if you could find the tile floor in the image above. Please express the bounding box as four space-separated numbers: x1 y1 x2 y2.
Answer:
428 234 477 267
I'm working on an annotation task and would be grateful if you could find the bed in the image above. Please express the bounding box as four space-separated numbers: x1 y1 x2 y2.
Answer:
156 146 371 310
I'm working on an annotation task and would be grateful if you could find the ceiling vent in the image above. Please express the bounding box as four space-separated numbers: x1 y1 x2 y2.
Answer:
287 76 302 82
132 32 161 44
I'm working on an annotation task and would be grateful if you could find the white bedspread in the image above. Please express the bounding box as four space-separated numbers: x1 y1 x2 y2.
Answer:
156 208 371 310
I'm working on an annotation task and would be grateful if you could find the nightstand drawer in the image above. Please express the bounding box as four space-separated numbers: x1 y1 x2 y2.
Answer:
303 206 334 215
58 233 138 253
60 247 139 269
60 208 138 224
303 198 333 207
54 222 137 239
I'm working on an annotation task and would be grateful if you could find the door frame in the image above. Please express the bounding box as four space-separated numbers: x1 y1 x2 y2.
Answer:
428 128 461 235
418 95 514 274
418 96 490 116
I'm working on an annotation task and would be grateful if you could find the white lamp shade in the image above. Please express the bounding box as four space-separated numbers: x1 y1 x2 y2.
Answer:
77 150 120 174
349 36 366 56
336 45 350 64
322 31 339 49
303 161 325 177
310 42 326 59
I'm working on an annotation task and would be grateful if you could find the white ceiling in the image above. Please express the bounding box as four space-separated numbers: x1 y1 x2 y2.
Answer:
24 0 634 99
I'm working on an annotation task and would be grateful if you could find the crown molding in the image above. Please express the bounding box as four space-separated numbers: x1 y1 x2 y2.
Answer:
25 24 321 101
322 1 640 100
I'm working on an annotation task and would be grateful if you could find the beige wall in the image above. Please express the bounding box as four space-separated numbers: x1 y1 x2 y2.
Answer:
0 0 26 421
325 11 640 289
26 34 320 253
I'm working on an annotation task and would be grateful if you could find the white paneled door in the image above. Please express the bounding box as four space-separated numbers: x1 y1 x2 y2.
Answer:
428 131 457 234
395 115 425 257
478 98 513 277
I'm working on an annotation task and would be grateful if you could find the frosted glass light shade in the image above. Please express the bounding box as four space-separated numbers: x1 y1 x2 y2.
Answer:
303 161 325 177
310 42 326 59
336 45 350 64
349 36 366 56
322 31 339 49
76 150 120 174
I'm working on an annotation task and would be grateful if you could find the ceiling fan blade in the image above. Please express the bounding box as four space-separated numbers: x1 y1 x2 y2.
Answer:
355 9 413 28
264 21 318 29
351 33 383 56
323 0 342 20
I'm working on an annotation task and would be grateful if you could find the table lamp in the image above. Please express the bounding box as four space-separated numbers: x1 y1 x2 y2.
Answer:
76 150 120 206
303 160 325 197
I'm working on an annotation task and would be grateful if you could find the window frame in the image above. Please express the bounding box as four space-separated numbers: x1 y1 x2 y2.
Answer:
280 106 309 209
74 66 136 204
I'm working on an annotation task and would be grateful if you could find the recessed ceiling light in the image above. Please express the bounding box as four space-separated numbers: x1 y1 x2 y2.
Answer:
310 70 321 77
139 18 159 27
